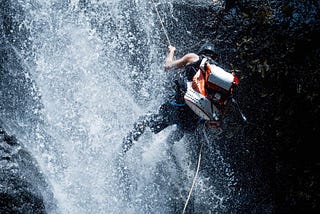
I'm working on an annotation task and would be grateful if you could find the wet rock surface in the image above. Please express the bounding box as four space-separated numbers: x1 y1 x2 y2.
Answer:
0 125 57 213
230 1 319 213
223 1 319 213
162 0 319 213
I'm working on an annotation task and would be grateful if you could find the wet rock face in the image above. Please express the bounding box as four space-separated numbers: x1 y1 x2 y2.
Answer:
162 0 320 212
1 2 57 210
222 1 320 213
0 127 55 213
0 0 43 126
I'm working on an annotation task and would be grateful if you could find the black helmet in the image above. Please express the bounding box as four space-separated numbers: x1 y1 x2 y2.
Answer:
198 42 217 59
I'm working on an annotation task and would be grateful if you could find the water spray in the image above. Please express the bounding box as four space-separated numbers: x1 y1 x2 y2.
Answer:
151 0 171 46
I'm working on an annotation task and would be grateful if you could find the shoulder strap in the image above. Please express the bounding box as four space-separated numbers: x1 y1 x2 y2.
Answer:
199 57 208 72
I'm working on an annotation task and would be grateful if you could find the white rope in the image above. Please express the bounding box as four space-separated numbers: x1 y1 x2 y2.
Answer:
182 127 210 214
151 0 171 46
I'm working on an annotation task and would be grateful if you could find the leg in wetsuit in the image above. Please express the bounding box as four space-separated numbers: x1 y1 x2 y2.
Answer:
122 101 200 153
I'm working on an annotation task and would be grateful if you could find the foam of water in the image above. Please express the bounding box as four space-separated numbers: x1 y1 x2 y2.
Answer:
16 0 170 213
4 0 235 213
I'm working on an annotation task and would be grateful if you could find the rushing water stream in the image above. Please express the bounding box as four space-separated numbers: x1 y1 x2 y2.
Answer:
2 0 236 213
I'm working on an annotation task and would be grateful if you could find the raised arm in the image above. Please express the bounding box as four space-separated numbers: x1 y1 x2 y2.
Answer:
163 45 199 71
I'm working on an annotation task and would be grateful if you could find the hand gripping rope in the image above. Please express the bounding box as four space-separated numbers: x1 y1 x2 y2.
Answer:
151 2 209 212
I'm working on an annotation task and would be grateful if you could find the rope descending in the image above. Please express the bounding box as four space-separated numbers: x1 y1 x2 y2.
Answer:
182 126 210 214
151 0 171 46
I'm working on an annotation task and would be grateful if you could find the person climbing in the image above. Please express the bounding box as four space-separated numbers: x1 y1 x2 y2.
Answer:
122 42 240 153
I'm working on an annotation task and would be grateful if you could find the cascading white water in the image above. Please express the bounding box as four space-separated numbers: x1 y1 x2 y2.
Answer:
4 0 236 213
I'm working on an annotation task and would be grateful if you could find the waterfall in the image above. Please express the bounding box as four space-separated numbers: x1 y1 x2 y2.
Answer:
2 0 236 213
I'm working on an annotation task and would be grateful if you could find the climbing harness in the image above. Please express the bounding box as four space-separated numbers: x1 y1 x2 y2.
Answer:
184 82 219 121
182 125 211 214
152 0 171 46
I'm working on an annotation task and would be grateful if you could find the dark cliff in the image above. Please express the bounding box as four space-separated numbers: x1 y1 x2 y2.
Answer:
160 0 319 213
1 1 57 212
0 125 58 213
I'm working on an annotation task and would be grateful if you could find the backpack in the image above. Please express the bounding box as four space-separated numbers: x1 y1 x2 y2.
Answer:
184 58 239 121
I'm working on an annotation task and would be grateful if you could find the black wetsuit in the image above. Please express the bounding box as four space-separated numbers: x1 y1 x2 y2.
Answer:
122 57 206 153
